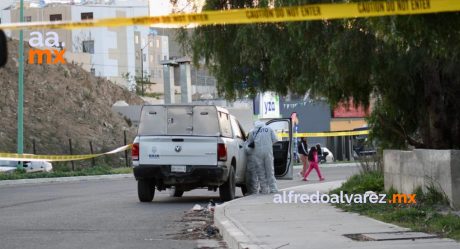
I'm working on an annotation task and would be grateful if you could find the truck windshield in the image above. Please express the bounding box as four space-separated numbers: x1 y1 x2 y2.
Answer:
138 105 220 136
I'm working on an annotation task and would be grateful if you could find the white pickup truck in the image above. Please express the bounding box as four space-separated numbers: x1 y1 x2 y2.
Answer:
132 105 293 202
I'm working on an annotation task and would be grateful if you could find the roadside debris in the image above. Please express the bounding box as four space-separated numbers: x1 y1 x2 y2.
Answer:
171 202 227 248
207 199 216 212
193 204 204 211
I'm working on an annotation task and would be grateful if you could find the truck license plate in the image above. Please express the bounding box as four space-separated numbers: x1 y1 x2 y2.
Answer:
171 165 186 173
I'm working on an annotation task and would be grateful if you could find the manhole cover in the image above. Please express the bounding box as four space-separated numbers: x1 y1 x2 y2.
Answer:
344 231 438 241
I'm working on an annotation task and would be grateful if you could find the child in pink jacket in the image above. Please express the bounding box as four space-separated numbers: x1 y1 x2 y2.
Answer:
303 146 325 181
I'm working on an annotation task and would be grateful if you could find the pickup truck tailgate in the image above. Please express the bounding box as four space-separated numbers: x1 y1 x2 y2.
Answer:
139 136 219 166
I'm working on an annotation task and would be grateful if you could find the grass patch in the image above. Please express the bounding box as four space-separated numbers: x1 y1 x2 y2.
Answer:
110 167 133 174
331 171 384 194
331 172 460 241
0 166 132 181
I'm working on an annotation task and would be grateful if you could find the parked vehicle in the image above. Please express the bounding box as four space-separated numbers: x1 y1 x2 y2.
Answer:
132 105 293 202
320 147 334 163
352 127 377 159
0 160 16 173
307 146 334 164
0 160 53 173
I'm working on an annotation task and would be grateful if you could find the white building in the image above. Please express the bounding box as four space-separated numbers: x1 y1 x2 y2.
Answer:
0 0 219 101
0 0 169 92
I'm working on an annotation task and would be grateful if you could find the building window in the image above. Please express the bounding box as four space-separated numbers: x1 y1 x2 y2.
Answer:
156 39 160 48
50 14 62 22
82 40 94 54
135 35 139 44
149 55 153 63
81 12 93 20
24 16 32 22
143 54 146 62
90 68 96 76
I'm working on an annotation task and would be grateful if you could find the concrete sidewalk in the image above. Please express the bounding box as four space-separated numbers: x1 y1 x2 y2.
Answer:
215 181 459 249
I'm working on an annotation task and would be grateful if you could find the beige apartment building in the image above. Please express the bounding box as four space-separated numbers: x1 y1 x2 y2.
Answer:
2 2 169 93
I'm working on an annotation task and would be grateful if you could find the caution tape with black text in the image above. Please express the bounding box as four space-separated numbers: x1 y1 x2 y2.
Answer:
0 0 458 30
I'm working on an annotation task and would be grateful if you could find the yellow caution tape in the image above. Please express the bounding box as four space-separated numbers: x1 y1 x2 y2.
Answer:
0 144 132 162
279 129 370 138
0 0 458 30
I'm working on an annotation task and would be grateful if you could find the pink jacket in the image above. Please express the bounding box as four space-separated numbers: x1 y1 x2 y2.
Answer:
308 151 318 164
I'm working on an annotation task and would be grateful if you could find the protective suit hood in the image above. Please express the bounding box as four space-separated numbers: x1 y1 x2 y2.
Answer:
254 120 265 128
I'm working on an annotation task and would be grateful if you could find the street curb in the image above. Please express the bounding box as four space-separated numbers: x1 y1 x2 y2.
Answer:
214 181 345 249
0 174 133 186
215 198 266 249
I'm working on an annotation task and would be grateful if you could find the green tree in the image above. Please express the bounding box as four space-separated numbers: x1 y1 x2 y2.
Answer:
177 0 460 149
121 72 159 97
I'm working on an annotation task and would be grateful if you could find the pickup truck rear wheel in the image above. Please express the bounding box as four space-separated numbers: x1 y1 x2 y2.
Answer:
138 180 155 202
219 166 236 201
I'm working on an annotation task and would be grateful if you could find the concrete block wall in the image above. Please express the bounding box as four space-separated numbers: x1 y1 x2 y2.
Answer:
384 149 460 209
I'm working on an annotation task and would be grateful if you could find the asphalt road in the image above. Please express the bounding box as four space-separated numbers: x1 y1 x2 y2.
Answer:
0 164 358 249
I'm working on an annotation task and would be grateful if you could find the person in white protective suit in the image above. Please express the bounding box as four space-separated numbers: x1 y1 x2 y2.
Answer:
245 120 278 194
244 142 259 195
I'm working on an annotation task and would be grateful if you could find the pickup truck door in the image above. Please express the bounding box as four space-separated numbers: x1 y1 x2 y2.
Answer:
230 117 247 185
266 118 293 180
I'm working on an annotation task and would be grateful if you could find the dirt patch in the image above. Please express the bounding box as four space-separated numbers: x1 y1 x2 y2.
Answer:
171 205 227 249
0 39 144 166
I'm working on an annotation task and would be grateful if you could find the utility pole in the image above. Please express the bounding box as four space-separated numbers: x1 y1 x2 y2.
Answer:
140 46 144 96
17 0 24 170
139 40 151 96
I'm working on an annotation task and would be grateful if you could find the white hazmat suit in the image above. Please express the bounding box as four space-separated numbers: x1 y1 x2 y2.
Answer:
245 121 278 194
244 146 259 195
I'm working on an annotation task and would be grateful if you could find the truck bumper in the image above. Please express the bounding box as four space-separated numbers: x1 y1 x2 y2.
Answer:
133 165 228 187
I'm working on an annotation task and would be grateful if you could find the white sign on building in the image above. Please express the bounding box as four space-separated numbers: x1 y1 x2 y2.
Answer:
259 91 280 119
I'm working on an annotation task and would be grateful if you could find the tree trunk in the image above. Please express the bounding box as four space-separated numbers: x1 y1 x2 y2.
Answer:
422 62 451 149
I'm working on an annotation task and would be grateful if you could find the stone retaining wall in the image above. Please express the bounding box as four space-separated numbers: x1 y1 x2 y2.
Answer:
384 149 460 209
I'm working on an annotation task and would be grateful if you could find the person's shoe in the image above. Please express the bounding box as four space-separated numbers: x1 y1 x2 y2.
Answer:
320 178 325 181
302 178 308 181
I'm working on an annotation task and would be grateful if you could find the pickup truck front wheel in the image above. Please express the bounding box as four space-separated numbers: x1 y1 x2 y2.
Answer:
138 180 155 202
219 166 236 201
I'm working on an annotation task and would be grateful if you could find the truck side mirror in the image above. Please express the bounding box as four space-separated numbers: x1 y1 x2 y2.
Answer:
0 30 7 68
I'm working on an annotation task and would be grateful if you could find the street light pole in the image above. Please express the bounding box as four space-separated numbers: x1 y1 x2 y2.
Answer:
17 0 24 170
140 47 144 96
139 40 152 96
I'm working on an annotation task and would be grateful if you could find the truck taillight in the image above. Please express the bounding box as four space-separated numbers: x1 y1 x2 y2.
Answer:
132 143 139 161
217 143 227 161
